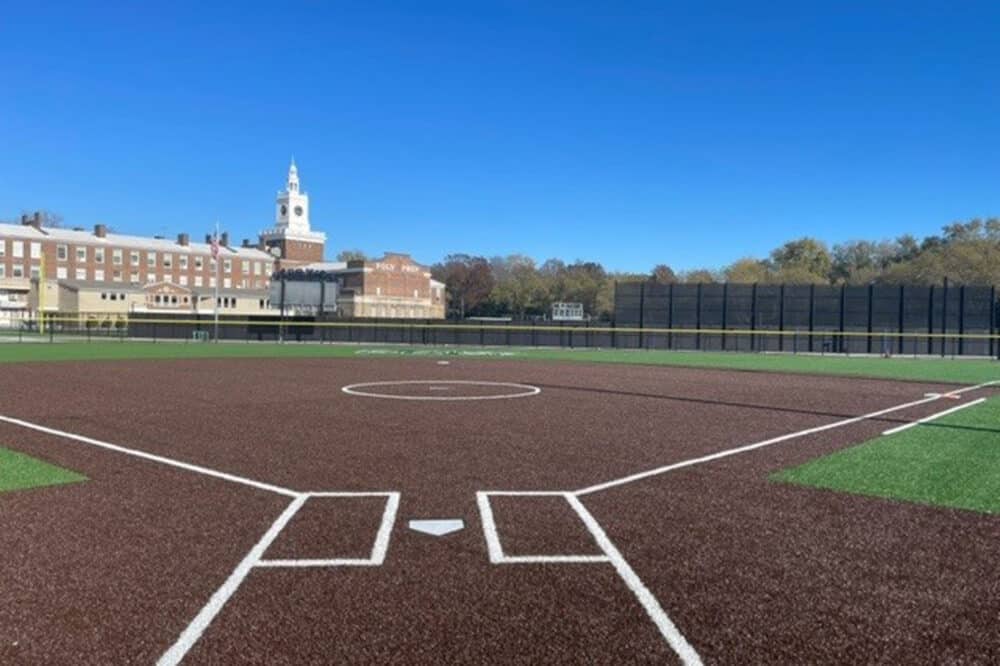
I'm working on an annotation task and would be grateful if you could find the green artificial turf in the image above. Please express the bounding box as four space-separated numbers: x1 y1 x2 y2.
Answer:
772 396 1000 514
0 447 87 494
0 339 997 385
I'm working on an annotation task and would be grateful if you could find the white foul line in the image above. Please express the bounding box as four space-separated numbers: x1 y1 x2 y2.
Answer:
157 494 308 666
565 494 703 666
882 397 987 436
575 380 999 496
0 413 299 497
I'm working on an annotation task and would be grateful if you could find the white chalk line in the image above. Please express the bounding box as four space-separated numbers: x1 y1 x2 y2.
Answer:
476 490 701 664
566 494 703 666
157 494 308 666
882 397 987 435
0 413 299 497
575 379 1000 496
160 491 400 663
341 380 541 401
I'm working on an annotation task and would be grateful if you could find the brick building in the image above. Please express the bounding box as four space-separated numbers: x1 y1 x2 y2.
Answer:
276 252 445 318
2 160 446 324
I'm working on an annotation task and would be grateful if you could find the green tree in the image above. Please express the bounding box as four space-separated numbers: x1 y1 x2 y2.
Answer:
770 237 832 282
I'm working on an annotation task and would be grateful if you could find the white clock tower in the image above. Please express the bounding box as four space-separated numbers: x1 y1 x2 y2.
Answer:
260 159 327 266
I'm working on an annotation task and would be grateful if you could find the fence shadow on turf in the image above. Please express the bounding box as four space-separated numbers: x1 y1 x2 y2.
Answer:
532 383 1000 436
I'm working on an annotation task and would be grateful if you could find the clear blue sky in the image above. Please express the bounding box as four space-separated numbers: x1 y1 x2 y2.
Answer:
2 1 997 272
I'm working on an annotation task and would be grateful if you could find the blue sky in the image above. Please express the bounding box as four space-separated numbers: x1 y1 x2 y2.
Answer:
1 1 997 272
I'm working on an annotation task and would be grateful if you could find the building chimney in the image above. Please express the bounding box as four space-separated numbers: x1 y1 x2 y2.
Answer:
241 238 250 248
220 232 229 247
205 234 212 244
177 233 190 246
33 211 42 226
94 224 107 238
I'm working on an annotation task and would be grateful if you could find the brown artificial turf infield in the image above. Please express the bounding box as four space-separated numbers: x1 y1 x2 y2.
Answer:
0 357 998 664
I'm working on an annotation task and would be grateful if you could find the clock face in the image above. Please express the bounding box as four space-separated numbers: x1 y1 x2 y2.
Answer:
294 205 303 217
280 204 288 216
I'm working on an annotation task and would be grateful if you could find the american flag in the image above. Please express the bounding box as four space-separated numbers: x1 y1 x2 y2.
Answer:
210 234 220 260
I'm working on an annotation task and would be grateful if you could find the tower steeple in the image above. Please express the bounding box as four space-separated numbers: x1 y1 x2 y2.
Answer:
287 157 299 193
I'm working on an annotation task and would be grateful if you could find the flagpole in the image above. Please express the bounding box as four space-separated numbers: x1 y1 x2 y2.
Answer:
214 220 220 343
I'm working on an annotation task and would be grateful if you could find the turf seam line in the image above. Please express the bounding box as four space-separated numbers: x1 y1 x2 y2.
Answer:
881 397 987 436
0 414 300 497
574 379 1000 496
157 494 308 666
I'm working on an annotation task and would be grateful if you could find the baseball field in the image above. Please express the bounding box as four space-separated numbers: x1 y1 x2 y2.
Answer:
1 342 998 664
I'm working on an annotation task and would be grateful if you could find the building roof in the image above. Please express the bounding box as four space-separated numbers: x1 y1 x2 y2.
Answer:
0 223 274 260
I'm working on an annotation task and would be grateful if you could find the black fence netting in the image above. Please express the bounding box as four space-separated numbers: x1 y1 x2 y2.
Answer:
613 281 999 357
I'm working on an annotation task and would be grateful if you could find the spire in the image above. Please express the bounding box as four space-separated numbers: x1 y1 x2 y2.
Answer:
287 157 299 193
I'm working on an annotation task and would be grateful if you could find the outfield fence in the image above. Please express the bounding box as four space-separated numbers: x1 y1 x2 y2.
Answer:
6 311 1000 359
615 281 999 357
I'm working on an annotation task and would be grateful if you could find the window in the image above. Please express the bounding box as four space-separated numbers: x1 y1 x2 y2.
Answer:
179 255 188 270
94 269 105 281
12 265 24 278
259 299 264 308
179 276 188 286
194 276 203 287
57 245 68 261
12 241 23 258
223 259 232 273
94 248 105 264
195 256 203 269
209 277 216 288
76 268 87 280
77 247 87 262
254 262 262 276
30 242 41 259
171 296 177 305
163 254 172 269
113 249 122 265
146 274 156 284
130 251 140 266
376 287 382 296
0 265 4 278
0 241 5 257
113 270 122 282
241 260 248 273
130 272 139 283
57 267 67 279
223 278 231 289
101 293 108 300
164 275 173 283
155 295 162 304
414 289 419 298
110 293 118 301
119 293 125 301
147 253 156 267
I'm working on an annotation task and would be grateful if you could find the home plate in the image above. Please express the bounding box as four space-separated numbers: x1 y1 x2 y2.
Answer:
408 519 464 536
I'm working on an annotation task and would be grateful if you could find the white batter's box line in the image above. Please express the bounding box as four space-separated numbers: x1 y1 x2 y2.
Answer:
476 490 703 665
258 492 401 568
476 491 608 565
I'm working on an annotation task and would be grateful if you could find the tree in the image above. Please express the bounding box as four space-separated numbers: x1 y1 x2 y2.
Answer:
679 268 719 283
724 258 772 283
430 254 495 318
650 264 677 284
770 237 832 283
491 255 546 318
336 249 368 262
